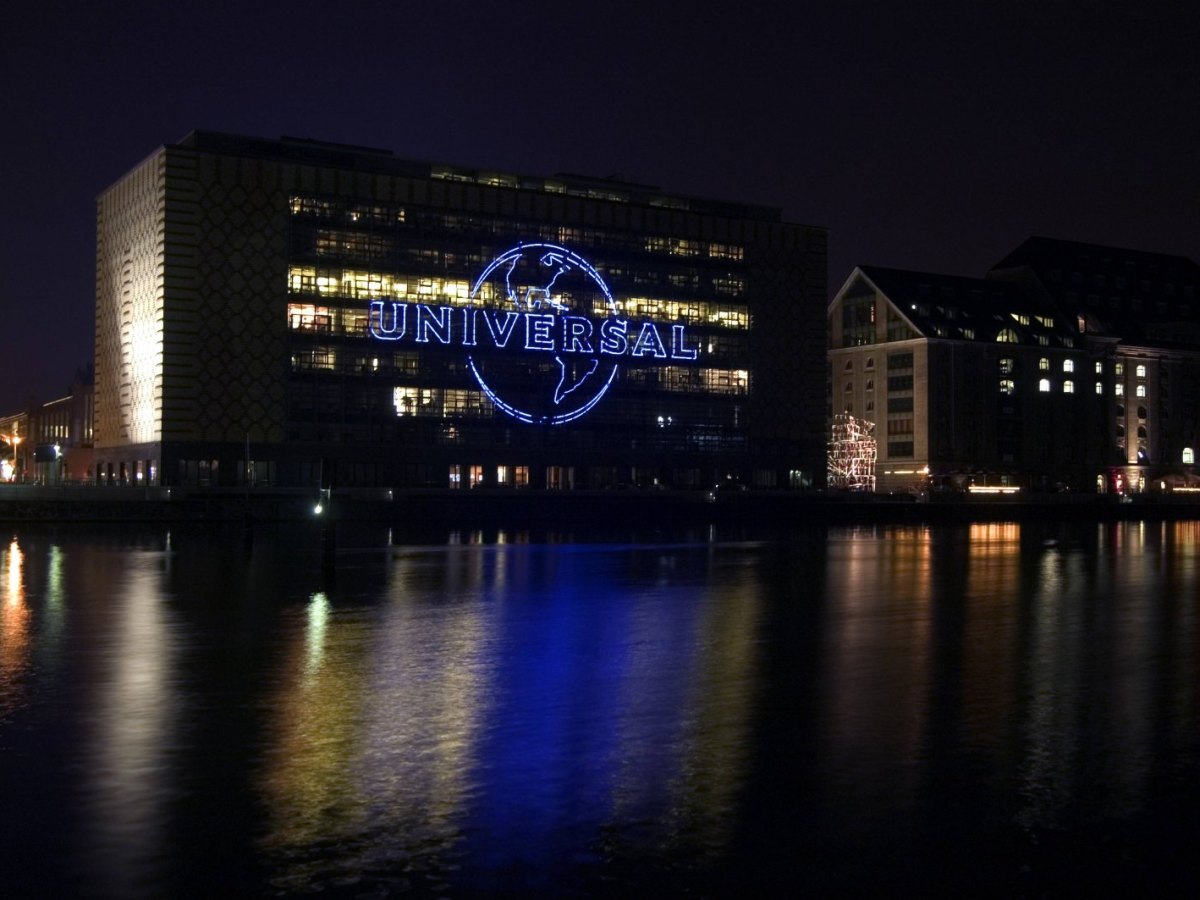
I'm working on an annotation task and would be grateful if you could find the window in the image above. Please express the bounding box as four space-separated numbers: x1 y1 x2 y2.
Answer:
1095 361 1103 374
865 379 874 391
844 359 854 371
996 328 1018 343
888 375 913 391
1039 358 1050 371
999 379 1015 395
1138 426 1148 439
1184 448 1194 465
1116 384 1125 397
1063 380 1075 394
999 357 1014 374
1136 364 1147 379
1011 313 1031 325
887 397 914 413
1136 385 1146 398
1063 359 1074 373
887 441 914 458
844 381 853 392
1039 379 1051 392
887 352 914 370
1095 382 1103 395
1137 406 1147 420
865 357 875 369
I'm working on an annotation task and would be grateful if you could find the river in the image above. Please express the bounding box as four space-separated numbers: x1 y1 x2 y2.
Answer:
1 520 1197 896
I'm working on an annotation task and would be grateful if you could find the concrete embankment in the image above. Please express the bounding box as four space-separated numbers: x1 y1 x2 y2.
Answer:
2 485 1200 525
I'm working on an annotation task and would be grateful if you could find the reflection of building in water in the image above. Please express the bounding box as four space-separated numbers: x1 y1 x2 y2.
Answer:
258 570 492 892
258 544 763 889
86 555 179 898
608 564 761 851
820 528 932 811
0 538 30 716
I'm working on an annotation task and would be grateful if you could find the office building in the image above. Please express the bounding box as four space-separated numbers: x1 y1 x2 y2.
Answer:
94 132 827 489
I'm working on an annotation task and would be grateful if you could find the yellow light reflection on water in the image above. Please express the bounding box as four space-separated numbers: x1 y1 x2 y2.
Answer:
0 537 30 714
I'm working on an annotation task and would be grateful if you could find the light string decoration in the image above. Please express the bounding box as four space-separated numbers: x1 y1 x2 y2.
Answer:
827 412 877 491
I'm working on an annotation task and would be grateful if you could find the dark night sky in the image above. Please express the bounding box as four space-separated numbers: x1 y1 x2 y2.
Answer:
2 1 1197 413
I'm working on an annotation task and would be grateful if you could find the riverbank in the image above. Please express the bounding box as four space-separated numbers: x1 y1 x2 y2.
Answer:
3 485 1200 525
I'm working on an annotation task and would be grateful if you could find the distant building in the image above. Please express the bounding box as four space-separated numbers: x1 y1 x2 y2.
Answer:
94 132 827 489
829 237 1200 494
0 411 29 482
0 368 95 485
27 368 95 484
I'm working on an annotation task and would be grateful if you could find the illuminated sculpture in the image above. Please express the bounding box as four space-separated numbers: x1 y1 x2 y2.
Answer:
827 412 877 491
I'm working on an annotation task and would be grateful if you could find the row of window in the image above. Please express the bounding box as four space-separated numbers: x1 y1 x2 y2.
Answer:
291 196 748 264
287 269 751 324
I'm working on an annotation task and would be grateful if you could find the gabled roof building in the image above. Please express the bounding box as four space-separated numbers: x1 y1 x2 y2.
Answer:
830 238 1200 495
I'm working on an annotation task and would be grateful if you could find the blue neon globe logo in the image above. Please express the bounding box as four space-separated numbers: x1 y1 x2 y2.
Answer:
467 243 621 425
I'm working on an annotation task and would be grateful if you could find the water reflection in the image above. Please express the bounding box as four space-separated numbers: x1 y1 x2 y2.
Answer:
84 551 180 898
1 537 29 719
1 523 1198 895
258 542 762 893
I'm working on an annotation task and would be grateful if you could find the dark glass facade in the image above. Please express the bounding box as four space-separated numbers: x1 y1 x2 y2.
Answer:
95 133 827 490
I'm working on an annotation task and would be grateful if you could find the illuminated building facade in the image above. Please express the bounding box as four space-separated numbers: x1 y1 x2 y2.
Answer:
95 132 827 489
830 238 1200 494
990 238 1200 493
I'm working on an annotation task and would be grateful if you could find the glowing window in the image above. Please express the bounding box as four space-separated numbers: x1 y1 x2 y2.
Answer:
996 328 1018 343
1039 378 1051 392
1184 448 1194 464
1063 380 1074 394
999 357 1014 374
999 379 1015 395
1063 359 1074 373
1136 364 1147 378
1039 358 1050 371
1095 382 1103 395
1136 385 1146 398
1095 361 1103 374
844 382 853 392
1115 362 1125 376
1116 384 1125 397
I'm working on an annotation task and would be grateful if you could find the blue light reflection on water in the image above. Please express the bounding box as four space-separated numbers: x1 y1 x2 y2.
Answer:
0 522 1198 896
